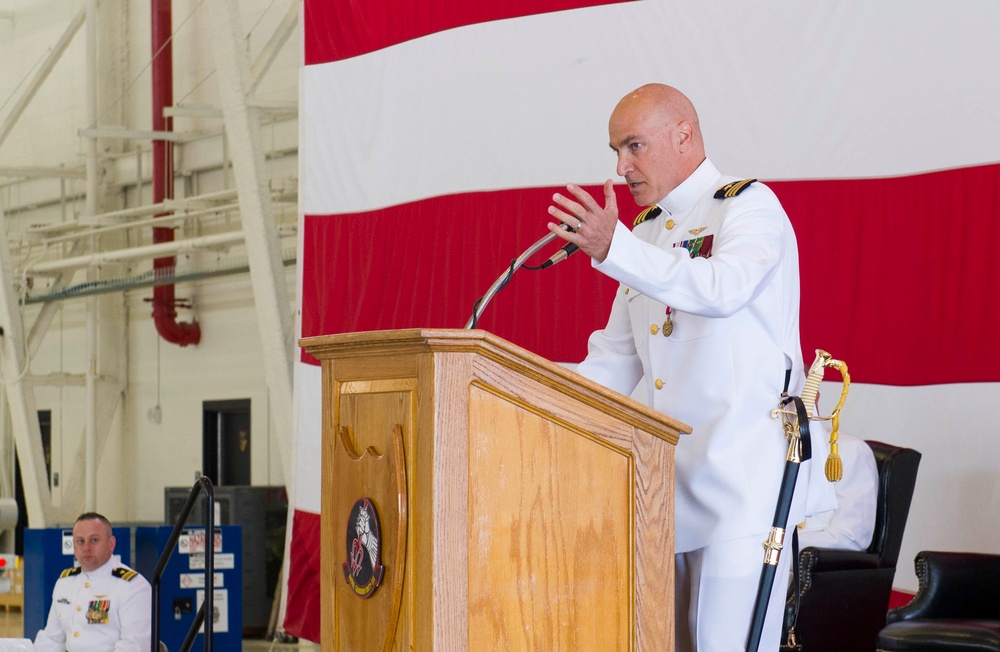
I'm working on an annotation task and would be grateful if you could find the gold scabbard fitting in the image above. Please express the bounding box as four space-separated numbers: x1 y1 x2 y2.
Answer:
785 430 802 463
762 527 785 566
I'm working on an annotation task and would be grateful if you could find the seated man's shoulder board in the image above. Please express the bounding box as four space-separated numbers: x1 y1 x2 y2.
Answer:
112 567 139 581
60 566 83 579
714 178 758 199
632 206 662 227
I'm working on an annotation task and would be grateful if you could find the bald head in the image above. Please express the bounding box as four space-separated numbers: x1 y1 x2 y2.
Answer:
609 84 706 206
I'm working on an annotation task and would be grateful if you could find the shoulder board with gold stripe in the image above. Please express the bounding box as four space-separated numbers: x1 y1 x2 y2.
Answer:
112 567 138 582
714 178 757 199
60 567 82 578
632 206 662 227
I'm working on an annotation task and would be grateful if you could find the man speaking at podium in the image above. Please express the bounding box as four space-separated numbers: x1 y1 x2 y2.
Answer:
547 83 822 651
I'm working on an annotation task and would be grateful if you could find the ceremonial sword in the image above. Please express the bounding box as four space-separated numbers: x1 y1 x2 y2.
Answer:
745 350 851 651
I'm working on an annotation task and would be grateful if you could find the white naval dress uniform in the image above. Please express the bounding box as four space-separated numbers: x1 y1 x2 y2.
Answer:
577 158 833 650
799 434 879 551
34 557 152 652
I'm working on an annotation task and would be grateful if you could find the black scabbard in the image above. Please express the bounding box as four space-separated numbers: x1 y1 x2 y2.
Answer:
745 395 812 652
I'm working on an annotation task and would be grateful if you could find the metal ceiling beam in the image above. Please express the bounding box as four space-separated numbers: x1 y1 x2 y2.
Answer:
0 166 86 180
247 0 298 97
208 0 294 482
22 247 297 304
0 8 85 151
0 5 94 529
0 206 52 527
78 127 190 143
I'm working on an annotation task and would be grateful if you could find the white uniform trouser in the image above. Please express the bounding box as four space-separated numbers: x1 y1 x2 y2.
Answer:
675 533 792 651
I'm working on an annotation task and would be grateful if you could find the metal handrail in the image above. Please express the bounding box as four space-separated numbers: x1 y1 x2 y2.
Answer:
150 475 215 652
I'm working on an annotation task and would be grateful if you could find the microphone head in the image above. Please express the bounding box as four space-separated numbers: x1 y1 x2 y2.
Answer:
540 241 580 269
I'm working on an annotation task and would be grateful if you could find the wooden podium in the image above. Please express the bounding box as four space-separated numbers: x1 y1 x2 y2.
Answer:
300 329 690 651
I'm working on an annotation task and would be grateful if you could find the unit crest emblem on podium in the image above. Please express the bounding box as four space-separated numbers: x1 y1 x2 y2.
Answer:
343 497 385 598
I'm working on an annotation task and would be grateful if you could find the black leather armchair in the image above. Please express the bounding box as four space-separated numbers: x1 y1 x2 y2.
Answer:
876 551 1000 651
783 440 921 652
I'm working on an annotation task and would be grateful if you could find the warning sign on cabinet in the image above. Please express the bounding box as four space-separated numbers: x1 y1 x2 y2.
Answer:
179 572 224 589
177 529 223 554
196 588 228 634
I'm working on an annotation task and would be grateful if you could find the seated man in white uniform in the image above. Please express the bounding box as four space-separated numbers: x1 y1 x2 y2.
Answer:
35 512 151 652
799 434 879 551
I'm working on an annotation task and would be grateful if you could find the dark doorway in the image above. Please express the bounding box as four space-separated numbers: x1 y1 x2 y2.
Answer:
13 411 53 555
37 410 52 488
202 399 251 486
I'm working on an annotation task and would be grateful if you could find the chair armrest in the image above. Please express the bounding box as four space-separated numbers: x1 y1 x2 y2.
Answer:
886 550 1000 623
799 546 881 574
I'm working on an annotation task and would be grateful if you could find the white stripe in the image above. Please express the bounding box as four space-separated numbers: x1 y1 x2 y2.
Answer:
819 379 1000 593
292 362 323 513
302 1 1000 214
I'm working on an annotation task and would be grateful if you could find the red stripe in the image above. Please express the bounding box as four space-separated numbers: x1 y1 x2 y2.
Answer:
301 185 620 365
282 509 322 642
774 162 1000 386
303 163 1000 385
303 0 637 64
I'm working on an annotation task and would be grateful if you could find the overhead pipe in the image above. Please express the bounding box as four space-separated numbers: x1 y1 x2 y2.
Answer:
26 231 247 275
151 0 200 346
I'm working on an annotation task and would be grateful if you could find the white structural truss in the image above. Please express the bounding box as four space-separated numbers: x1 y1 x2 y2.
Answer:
0 0 299 527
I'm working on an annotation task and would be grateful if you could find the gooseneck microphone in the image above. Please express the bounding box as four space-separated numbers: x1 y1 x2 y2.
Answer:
464 223 577 329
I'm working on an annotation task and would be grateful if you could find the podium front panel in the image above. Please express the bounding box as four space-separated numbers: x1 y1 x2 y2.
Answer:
467 383 633 649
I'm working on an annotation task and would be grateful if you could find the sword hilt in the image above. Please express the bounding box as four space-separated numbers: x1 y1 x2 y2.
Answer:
801 349 832 416
801 349 851 481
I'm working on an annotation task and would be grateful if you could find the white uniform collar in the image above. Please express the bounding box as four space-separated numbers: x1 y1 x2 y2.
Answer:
656 158 722 217
80 554 121 579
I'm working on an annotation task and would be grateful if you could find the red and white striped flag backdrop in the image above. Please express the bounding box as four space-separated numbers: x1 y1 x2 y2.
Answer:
288 0 1000 640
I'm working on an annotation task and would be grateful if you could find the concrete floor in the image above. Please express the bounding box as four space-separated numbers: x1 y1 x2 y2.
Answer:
0 608 320 650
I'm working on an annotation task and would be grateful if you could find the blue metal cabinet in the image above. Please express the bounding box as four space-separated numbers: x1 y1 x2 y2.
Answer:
135 525 243 652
